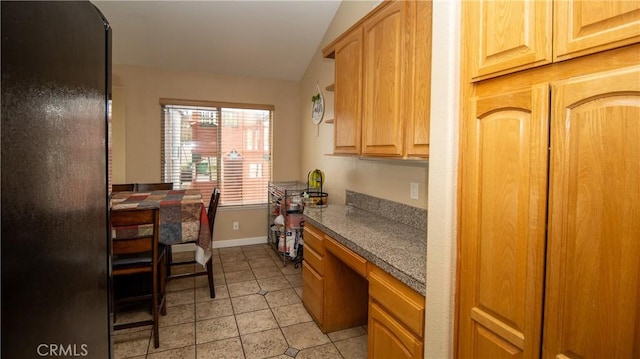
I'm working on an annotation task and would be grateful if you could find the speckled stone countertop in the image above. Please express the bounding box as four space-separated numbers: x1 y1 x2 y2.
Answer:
303 205 426 295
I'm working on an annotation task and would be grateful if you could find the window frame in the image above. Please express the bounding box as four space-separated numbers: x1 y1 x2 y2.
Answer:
160 98 274 207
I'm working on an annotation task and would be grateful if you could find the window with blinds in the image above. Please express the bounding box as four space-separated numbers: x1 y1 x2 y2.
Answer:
160 100 272 207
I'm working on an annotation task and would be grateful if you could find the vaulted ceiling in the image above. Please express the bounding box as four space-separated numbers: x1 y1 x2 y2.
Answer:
92 1 342 81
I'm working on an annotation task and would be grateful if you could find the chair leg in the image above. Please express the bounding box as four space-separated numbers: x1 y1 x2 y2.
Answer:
206 259 215 298
166 246 173 277
159 253 167 316
152 268 160 348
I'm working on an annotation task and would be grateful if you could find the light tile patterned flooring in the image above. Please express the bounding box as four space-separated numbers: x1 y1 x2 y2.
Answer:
113 244 368 358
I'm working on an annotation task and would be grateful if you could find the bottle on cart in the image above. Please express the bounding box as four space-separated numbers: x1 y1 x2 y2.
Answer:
278 233 285 252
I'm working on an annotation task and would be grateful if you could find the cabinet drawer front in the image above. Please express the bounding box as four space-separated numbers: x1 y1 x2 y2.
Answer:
368 265 425 337
324 235 367 277
304 245 324 275
302 262 324 325
303 224 325 255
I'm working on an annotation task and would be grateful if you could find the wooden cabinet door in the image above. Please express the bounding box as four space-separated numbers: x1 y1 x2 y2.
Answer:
334 28 363 155
368 302 423 359
404 0 431 158
465 0 552 81
302 261 324 326
543 65 640 358
554 1 640 62
458 85 549 359
362 1 405 157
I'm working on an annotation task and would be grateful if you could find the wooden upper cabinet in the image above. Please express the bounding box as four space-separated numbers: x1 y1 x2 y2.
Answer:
404 0 431 158
323 0 431 159
466 0 640 80
333 28 363 155
466 0 552 81
543 65 640 359
362 1 405 157
554 1 640 61
458 85 549 359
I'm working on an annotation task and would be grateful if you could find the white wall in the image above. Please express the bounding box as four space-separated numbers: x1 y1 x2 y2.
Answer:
111 86 126 184
425 1 460 357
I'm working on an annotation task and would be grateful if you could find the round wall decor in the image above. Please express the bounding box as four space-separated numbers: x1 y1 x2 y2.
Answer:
311 83 324 125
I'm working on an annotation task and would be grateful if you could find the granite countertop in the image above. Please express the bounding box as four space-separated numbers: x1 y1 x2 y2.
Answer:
303 204 426 295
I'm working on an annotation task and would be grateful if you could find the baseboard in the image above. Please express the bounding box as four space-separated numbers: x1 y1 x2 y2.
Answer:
170 236 268 252
212 236 268 249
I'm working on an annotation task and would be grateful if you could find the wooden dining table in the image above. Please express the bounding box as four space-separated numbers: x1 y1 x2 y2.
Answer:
110 189 212 266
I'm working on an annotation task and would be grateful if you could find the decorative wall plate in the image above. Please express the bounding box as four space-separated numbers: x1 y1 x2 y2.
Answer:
311 82 324 125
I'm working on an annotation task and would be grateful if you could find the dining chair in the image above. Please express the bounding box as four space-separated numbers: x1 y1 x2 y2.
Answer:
112 183 135 192
135 182 173 191
166 188 220 298
110 207 166 348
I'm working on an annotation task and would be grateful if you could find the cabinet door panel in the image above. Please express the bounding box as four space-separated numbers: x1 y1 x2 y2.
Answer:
466 0 552 81
368 302 423 359
334 28 363 155
458 86 549 359
554 1 640 61
362 1 404 156
404 0 431 158
544 65 640 359
302 262 323 326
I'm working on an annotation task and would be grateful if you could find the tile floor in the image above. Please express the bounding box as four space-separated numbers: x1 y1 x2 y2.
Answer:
113 244 368 358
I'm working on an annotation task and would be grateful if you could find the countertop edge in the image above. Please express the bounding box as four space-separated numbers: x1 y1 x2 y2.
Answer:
303 215 426 296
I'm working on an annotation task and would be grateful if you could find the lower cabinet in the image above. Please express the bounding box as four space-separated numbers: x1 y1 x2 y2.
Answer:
369 302 423 359
302 261 323 325
302 222 426 358
368 264 425 359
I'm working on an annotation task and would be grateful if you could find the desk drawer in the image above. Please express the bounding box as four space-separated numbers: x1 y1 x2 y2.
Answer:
368 264 425 337
302 261 324 325
303 224 325 255
304 245 324 275
325 235 367 277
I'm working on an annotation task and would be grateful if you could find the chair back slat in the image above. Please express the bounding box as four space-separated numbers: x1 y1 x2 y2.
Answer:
111 208 159 258
112 183 135 192
111 208 157 227
112 236 154 255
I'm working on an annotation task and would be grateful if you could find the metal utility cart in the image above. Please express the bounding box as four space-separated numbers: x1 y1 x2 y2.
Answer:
267 181 307 266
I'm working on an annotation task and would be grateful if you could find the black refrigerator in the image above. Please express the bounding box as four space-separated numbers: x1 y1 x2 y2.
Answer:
2 1 112 357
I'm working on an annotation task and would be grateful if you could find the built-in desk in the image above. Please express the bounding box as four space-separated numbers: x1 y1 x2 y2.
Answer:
303 204 426 295
302 207 426 359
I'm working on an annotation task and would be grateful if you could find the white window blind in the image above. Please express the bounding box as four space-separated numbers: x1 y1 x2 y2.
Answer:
161 100 272 207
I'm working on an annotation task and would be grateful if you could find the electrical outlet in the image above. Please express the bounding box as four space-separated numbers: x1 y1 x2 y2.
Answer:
410 182 419 200
233 221 239 230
